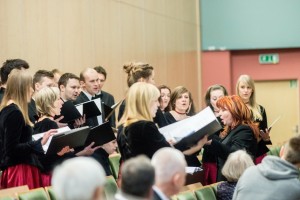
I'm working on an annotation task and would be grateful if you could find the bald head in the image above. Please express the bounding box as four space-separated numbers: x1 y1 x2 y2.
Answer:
151 147 187 183
79 68 99 96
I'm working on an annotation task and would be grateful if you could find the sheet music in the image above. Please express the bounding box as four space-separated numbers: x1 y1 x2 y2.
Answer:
159 107 218 142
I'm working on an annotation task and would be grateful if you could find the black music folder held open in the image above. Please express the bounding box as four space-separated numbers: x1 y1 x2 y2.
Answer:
85 121 116 146
45 126 90 156
75 99 102 119
103 100 123 121
159 107 222 147
59 101 82 123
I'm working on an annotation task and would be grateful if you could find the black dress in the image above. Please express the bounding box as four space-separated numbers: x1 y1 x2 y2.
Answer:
163 112 201 167
91 148 112 176
33 118 75 173
209 125 257 181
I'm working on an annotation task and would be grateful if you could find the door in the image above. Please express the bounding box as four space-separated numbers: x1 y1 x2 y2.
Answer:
255 80 299 146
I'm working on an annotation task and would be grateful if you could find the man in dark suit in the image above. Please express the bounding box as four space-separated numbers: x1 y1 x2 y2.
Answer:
0 59 30 102
151 148 187 200
74 68 101 127
29 70 56 124
94 66 116 127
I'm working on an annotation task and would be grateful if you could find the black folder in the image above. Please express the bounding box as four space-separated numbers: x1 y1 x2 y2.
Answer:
75 99 101 119
59 101 82 123
85 122 116 146
103 100 123 121
45 126 90 156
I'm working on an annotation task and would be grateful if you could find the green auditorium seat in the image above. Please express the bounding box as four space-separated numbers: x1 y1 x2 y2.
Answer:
194 187 216 200
109 154 121 180
18 188 49 200
104 175 119 199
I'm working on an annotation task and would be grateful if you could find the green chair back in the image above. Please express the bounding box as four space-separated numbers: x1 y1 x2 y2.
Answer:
45 186 57 200
109 154 121 180
267 146 281 156
176 191 197 200
194 187 216 200
18 188 48 200
0 197 15 200
104 175 119 199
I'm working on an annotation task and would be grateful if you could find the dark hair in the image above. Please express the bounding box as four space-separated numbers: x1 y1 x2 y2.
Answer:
170 86 196 115
284 136 300 165
121 155 155 197
58 73 80 88
205 84 228 109
158 85 171 112
123 62 153 87
0 59 29 84
51 68 61 74
33 70 54 86
94 66 107 79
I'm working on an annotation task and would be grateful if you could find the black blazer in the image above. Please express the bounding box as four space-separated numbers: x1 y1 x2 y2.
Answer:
210 125 257 181
96 90 116 128
152 190 164 200
74 92 99 127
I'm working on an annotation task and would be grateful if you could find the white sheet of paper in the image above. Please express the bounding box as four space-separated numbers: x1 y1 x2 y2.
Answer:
159 107 217 142
185 167 203 174
76 104 83 115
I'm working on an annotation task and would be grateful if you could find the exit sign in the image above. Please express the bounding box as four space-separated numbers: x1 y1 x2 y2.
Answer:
259 54 279 64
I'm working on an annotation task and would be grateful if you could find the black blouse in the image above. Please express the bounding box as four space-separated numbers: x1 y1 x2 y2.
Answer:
0 104 44 170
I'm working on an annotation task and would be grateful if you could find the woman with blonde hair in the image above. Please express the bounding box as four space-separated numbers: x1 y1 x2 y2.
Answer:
0 69 55 189
117 82 205 161
236 74 271 163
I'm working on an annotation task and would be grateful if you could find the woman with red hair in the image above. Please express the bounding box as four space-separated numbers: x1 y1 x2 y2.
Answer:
203 95 259 182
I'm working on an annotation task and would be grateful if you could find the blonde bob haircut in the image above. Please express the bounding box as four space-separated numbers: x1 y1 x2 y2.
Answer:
0 69 33 126
221 150 254 182
35 86 60 117
119 82 160 127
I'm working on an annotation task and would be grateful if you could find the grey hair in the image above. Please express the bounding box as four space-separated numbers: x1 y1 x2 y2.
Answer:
52 157 106 200
151 147 187 184
221 150 254 182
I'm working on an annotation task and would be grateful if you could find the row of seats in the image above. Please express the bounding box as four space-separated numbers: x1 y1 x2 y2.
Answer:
0 176 118 200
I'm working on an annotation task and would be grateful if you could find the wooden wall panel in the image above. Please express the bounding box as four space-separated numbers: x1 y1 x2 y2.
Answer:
0 0 201 112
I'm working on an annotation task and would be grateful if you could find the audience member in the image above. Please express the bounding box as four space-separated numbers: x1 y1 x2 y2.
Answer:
0 59 29 102
115 155 155 200
151 147 187 200
233 136 300 200
157 85 171 113
94 66 116 127
236 74 271 164
202 84 228 185
52 157 106 200
217 150 254 200
0 69 55 189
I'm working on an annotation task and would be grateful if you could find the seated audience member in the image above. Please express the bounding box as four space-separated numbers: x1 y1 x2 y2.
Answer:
157 85 171 113
151 147 187 200
52 157 106 200
94 66 116 128
0 59 30 102
115 155 155 200
232 136 300 200
217 150 254 200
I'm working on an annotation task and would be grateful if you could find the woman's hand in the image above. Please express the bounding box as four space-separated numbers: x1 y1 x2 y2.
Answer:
260 128 271 141
183 135 209 155
57 146 74 156
76 142 101 156
73 115 86 128
54 116 68 128
41 129 57 145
